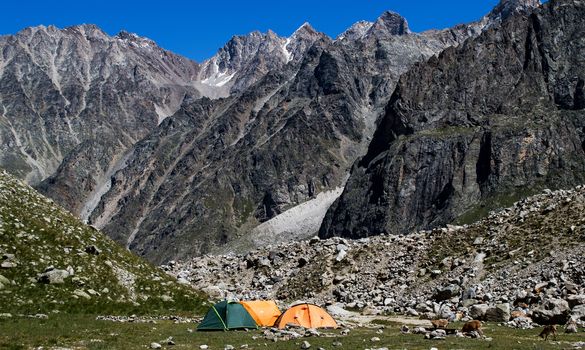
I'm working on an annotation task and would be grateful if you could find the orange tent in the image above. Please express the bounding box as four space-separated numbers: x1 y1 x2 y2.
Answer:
240 300 282 327
274 303 338 329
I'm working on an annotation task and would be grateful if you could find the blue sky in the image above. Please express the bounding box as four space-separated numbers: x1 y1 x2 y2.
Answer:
1 1 502 62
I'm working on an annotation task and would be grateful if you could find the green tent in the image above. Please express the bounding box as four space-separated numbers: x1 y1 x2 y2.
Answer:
197 300 258 331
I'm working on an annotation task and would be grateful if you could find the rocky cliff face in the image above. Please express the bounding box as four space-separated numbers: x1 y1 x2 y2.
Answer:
320 0 585 239
0 25 205 218
0 23 325 219
85 7 509 263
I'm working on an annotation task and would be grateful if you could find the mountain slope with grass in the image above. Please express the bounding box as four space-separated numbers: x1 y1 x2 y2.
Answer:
0 169 205 315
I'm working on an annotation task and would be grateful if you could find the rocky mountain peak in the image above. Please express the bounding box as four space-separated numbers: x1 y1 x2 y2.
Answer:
336 20 373 41
115 30 157 49
370 11 410 36
485 0 541 23
289 22 322 42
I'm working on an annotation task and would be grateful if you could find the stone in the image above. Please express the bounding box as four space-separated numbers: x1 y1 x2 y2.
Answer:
1 261 15 269
405 307 419 316
469 304 489 320
462 299 478 308
177 277 189 285
565 322 578 333
85 245 101 255
224 345 234 350
300 340 311 349
370 337 380 342
571 304 585 321
473 237 484 245
37 269 70 284
425 329 446 340
534 282 548 293
412 327 427 334
73 289 91 300
532 298 570 324
434 284 460 301
199 345 209 350
485 303 510 322
150 343 162 349
0 275 9 285
567 294 585 308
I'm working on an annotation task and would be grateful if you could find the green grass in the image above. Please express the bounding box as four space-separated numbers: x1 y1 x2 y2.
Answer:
0 169 207 316
0 315 583 350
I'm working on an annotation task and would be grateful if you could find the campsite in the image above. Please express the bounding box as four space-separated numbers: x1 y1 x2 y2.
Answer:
2 312 584 350
2 0 585 348
1 300 583 349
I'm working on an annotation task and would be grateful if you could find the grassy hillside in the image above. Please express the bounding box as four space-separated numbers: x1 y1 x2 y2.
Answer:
0 169 206 315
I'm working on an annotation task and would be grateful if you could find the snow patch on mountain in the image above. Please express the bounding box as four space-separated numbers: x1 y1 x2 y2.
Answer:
80 151 132 222
218 187 344 254
282 37 293 63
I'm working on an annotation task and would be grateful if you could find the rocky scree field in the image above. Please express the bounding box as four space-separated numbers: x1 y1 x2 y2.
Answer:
167 184 585 329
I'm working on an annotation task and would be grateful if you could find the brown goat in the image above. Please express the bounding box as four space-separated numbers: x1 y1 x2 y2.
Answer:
539 325 557 341
461 320 483 336
431 319 449 329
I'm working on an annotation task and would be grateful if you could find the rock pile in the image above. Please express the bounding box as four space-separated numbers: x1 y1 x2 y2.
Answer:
96 315 202 324
166 186 585 326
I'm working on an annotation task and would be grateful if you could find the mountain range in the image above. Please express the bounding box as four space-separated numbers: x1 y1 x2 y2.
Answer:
3 0 581 264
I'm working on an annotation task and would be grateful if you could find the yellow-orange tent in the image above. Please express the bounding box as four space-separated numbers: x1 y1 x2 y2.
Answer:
274 303 338 329
240 300 282 327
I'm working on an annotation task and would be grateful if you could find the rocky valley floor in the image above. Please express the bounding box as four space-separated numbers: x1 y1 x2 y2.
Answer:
167 185 585 329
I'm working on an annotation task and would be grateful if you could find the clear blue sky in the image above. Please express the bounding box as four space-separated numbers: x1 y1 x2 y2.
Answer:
1 1 503 62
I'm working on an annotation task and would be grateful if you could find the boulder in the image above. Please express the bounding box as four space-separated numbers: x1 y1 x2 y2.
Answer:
425 329 446 340
565 322 578 333
571 304 585 321
37 269 70 284
0 261 15 269
485 303 511 322
469 304 489 320
532 298 570 324
0 275 9 285
85 245 102 255
434 284 460 301
73 289 91 300
567 294 585 308
335 250 347 262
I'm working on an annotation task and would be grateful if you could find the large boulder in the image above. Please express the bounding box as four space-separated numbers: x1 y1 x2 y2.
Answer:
567 295 585 309
434 284 460 301
469 304 489 320
571 304 585 321
37 268 70 284
532 298 570 324
485 303 511 322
